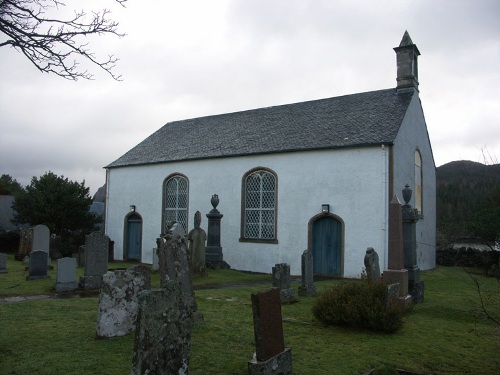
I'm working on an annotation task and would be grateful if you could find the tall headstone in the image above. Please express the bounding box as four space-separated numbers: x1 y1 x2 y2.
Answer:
96 265 151 338
55 257 78 292
383 196 411 307
248 288 292 375
79 231 109 289
157 231 203 324
131 281 194 375
272 263 296 303
187 211 207 277
205 194 230 269
0 253 7 273
26 250 50 280
32 224 51 266
402 184 425 303
364 247 381 281
298 249 316 297
16 227 33 260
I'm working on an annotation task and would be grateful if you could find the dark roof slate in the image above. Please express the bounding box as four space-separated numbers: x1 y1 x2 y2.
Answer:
107 88 414 168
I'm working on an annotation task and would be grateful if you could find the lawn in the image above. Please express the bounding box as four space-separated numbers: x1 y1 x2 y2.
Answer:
0 254 498 375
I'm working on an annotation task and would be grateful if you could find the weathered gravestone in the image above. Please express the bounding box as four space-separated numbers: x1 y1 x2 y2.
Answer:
54 257 78 292
26 250 50 280
156 230 203 324
248 288 292 375
79 231 109 289
32 224 51 266
0 253 7 273
364 247 381 281
16 227 33 260
187 211 207 277
272 263 297 303
298 249 316 297
131 281 194 375
96 265 151 338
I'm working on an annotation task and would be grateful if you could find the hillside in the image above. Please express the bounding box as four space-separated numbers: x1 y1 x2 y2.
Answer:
436 160 500 244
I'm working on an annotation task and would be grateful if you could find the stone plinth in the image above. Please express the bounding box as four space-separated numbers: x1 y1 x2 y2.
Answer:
248 347 292 375
383 269 409 297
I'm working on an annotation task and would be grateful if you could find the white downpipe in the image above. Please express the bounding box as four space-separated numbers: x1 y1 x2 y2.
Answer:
381 144 388 270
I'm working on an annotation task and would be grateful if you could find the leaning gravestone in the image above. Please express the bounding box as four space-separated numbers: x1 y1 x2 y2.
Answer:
298 249 316 297
96 265 151 338
0 253 7 273
131 280 194 375
272 263 297 303
26 250 50 280
79 231 109 289
32 224 51 266
248 288 292 375
54 257 78 292
364 247 381 281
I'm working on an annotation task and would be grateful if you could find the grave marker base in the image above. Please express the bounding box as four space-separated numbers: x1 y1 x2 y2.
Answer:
248 347 292 375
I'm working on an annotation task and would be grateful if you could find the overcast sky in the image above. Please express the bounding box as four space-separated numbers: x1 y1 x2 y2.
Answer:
1 0 499 196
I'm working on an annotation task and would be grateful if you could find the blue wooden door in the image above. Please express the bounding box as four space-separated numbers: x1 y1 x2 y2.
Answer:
312 216 342 275
126 214 142 261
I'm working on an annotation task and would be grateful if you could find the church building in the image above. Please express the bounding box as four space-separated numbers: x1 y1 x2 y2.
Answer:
104 32 436 277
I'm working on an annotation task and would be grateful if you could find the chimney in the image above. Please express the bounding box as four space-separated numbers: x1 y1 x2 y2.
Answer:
394 31 420 92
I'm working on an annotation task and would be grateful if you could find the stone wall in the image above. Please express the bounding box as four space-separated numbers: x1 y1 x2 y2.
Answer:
436 246 499 275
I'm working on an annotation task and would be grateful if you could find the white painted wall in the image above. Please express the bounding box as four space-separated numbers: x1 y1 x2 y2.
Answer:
393 92 437 270
106 146 390 277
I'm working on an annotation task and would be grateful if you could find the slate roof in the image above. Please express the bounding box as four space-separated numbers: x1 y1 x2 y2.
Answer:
107 88 414 168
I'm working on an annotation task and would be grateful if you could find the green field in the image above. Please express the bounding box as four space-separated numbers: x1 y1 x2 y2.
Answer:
0 255 498 374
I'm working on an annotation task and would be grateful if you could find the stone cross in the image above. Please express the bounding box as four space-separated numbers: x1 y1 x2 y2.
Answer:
96 265 151 338
26 250 50 280
55 257 78 292
131 281 193 375
272 263 296 303
298 249 316 296
248 288 292 375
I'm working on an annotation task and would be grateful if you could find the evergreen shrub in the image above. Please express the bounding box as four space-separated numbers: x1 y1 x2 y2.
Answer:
312 279 406 333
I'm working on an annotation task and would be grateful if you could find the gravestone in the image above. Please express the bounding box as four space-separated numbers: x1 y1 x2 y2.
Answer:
79 231 109 289
187 211 207 277
298 249 316 297
402 184 425 303
32 224 51 266
77 245 85 267
364 247 381 281
205 194 230 269
131 281 194 375
54 257 78 292
272 263 297 303
157 232 203 324
26 250 50 280
248 288 292 375
0 253 7 273
96 265 151 338
16 227 33 260
151 248 159 271
383 196 412 307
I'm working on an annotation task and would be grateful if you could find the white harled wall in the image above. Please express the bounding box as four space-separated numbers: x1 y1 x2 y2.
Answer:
392 93 437 270
105 146 390 277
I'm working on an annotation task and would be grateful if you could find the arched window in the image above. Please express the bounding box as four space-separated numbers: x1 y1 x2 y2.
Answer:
241 168 277 242
415 150 423 214
163 174 188 234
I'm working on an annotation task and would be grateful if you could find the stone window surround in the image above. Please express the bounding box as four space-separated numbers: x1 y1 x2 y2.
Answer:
162 173 189 235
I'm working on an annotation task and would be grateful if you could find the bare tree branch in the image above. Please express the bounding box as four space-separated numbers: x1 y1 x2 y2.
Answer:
0 0 126 80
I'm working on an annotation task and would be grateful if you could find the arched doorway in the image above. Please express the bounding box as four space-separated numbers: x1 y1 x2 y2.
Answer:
309 214 344 276
125 213 142 261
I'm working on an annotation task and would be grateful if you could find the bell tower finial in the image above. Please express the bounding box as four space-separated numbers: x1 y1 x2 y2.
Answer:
394 31 420 92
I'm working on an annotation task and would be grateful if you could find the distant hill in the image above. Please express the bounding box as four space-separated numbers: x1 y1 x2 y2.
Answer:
436 160 500 244
93 184 106 202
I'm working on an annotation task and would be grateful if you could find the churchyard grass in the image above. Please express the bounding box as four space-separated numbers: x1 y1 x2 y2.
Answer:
0 254 498 375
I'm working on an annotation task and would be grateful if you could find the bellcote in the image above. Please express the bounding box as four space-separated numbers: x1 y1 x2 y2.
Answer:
394 31 420 92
